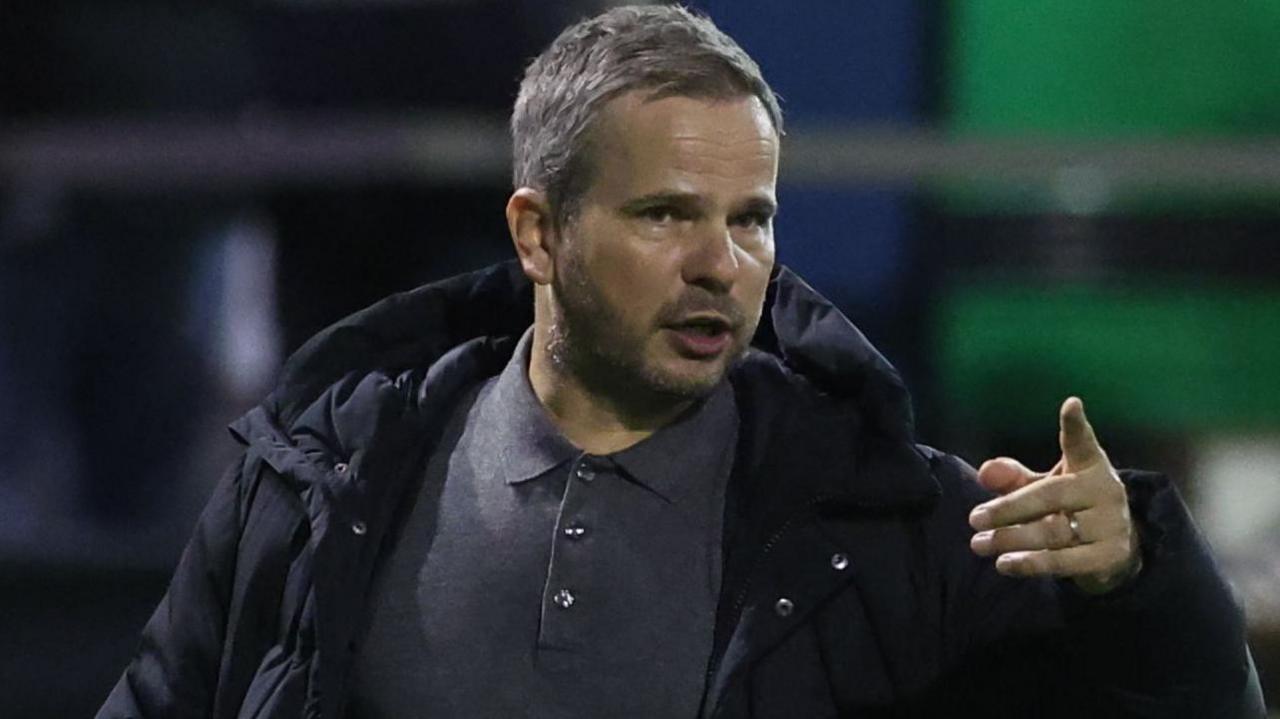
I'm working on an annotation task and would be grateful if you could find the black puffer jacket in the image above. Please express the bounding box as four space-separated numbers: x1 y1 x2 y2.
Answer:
99 261 1262 718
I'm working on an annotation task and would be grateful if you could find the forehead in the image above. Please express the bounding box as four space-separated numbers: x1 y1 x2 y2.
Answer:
586 92 779 197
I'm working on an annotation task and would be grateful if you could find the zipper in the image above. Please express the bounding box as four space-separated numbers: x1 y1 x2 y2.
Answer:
703 495 831 716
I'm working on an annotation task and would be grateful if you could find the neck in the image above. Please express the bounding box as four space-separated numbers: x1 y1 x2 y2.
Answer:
527 320 693 456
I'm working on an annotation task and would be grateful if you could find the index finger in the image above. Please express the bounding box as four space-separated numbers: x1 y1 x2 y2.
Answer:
969 472 1092 531
1060 397 1104 470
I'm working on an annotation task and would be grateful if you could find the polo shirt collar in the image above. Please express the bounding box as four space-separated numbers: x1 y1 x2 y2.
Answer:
474 329 578 485
608 379 736 506
476 328 738 505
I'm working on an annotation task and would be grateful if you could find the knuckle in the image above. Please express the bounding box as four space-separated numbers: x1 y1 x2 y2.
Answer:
992 526 1022 553
1074 548 1107 576
1055 516 1077 547
1043 477 1068 504
1038 552 1061 575
1056 476 1082 504
1078 555 1106 577
1102 541 1128 567
1024 490 1052 517
1040 515 1066 547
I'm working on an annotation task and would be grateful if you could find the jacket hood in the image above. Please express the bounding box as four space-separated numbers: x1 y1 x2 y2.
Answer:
250 260 916 445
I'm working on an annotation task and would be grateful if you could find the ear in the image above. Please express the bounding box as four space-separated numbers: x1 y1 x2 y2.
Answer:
506 188 557 286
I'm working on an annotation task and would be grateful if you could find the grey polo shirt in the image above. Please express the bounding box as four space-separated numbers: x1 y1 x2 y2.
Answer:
349 329 738 718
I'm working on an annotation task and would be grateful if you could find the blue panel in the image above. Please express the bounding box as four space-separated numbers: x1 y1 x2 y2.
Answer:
775 188 908 307
689 1 925 315
690 0 924 125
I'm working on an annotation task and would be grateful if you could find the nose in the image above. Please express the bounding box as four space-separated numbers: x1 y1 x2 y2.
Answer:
683 221 738 293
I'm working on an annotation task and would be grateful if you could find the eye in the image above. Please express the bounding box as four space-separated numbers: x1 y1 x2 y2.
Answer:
731 211 773 229
639 205 679 224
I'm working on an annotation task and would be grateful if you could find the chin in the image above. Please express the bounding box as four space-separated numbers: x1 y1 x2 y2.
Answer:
642 359 731 400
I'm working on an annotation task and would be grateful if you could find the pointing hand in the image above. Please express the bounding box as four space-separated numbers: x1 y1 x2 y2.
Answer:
968 398 1142 594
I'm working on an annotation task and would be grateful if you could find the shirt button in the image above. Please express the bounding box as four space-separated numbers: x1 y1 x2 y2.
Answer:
774 597 795 617
830 553 850 571
563 524 588 539
575 465 596 482
351 520 367 536
553 588 576 609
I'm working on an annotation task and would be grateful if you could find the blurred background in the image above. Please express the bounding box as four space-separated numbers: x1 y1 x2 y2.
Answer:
2 1 1277 715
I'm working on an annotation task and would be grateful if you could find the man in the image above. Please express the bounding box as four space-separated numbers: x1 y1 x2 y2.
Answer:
100 6 1262 718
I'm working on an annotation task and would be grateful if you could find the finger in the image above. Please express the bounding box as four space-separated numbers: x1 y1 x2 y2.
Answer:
1059 396 1105 470
976 457 1043 495
970 513 1079 557
1070 504 1132 544
971 505 1129 557
993 539 1135 579
969 473 1092 530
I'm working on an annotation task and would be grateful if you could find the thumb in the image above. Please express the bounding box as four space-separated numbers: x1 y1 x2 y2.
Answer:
1059 396 1104 470
976 456 1042 495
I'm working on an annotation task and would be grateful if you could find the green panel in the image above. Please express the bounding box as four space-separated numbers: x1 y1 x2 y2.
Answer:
936 279 1280 434
948 1 1280 137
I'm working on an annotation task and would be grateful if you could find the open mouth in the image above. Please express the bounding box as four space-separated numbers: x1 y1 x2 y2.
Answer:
666 316 734 357
672 316 731 336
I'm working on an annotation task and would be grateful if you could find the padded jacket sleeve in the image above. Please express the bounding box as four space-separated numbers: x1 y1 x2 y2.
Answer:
922 449 1265 718
96 456 246 719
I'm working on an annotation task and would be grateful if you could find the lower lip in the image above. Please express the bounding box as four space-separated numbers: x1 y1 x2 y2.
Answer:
666 327 733 358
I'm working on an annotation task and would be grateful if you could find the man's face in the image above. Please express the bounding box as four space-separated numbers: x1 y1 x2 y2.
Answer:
549 92 779 401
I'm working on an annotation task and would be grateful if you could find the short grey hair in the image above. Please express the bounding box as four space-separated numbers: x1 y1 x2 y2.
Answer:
511 4 783 227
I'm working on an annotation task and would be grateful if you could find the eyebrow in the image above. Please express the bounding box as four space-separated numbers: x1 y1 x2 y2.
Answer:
619 192 703 215
737 196 778 218
619 191 777 217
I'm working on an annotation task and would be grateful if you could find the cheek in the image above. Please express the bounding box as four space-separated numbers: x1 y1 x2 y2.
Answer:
588 236 676 319
737 251 775 324
740 241 775 286
748 232 777 268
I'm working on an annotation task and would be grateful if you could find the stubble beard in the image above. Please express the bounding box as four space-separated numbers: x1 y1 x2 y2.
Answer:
547 247 740 407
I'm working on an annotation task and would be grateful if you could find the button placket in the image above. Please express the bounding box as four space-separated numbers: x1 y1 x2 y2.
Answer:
572 454 612 485
539 460 597 649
